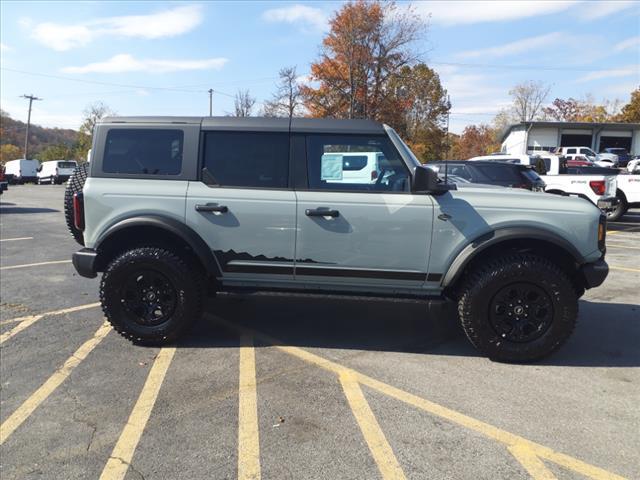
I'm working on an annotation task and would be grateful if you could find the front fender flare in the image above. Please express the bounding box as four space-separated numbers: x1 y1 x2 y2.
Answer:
441 227 586 287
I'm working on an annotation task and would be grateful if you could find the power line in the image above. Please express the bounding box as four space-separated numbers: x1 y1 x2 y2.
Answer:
430 61 617 72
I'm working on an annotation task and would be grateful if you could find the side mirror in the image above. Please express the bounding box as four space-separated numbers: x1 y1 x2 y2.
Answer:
36 165 43 172
412 165 456 194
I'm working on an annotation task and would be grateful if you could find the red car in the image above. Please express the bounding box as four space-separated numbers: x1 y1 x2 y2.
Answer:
565 156 594 167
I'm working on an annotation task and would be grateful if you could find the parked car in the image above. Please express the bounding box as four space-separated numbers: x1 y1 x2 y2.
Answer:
65 116 609 363
566 156 595 167
601 148 631 168
469 154 547 174
322 151 383 184
627 158 640 174
0 166 8 195
556 147 618 168
37 160 78 184
4 158 40 184
473 154 618 211
428 161 545 191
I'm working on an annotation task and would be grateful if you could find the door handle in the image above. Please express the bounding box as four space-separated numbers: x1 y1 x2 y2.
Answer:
195 204 228 213
305 208 339 218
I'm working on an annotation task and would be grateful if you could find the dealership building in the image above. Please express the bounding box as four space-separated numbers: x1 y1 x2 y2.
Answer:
500 121 640 155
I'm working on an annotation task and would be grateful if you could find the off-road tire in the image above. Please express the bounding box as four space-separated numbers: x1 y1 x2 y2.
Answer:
606 191 628 222
458 254 578 363
64 163 89 245
100 247 205 345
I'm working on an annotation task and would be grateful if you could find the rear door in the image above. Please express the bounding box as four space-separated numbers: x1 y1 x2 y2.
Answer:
294 133 434 292
185 128 297 284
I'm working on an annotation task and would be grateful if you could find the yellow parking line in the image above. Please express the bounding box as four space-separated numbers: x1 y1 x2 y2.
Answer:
340 371 406 480
0 259 72 270
238 334 261 480
99 347 176 480
0 237 33 242
0 303 100 341
213 317 626 480
0 322 110 445
508 444 558 480
609 265 640 273
606 243 640 250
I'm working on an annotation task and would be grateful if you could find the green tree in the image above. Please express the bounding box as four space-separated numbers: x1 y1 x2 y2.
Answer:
36 144 75 161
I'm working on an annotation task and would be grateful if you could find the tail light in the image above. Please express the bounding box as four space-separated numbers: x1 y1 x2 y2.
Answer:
371 170 378 181
598 214 606 252
73 192 85 231
589 180 606 196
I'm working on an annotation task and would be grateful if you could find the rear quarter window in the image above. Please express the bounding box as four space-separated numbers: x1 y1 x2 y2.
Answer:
103 129 184 175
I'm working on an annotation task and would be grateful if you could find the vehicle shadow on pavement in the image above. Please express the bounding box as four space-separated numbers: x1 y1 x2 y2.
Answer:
0 206 60 214
179 295 639 368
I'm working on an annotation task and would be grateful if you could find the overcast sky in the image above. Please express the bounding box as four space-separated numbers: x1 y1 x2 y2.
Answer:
1 1 638 134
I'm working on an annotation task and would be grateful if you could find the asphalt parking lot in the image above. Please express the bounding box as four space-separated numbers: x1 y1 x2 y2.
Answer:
1 184 638 480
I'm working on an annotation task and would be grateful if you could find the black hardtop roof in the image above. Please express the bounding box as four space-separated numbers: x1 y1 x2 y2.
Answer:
99 116 386 134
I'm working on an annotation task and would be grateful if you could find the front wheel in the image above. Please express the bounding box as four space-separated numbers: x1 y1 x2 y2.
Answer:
100 247 205 345
458 254 578 362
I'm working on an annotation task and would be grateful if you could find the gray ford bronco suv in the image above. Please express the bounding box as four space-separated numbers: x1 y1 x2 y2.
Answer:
66 116 608 362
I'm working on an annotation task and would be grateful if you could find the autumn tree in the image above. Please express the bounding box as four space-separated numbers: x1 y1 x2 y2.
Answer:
509 81 550 121
542 95 619 122
616 87 640 122
0 144 22 166
263 66 304 118
233 89 256 117
450 124 501 160
301 0 424 120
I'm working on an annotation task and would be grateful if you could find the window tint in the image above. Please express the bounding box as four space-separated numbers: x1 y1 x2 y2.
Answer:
203 131 289 188
307 135 409 192
103 129 183 175
522 169 542 182
566 148 577 154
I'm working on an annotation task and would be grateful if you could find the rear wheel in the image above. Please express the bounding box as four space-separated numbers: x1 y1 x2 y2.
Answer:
100 247 205 345
64 163 89 245
458 254 578 362
606 191 628 222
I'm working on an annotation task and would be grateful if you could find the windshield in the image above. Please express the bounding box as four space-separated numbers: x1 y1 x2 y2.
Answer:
58 161 77 168
384 126 421 169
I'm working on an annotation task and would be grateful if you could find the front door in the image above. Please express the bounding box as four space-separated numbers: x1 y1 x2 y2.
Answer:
186 130 297 284
294 133 434 292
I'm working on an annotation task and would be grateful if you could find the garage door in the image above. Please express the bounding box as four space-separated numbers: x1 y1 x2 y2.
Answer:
560 129 592 148
527 128 557 152
598 130 632 152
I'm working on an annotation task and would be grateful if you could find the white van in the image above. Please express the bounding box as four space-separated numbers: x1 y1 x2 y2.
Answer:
321 151 384 184
4 159 40 184
37 160 78 184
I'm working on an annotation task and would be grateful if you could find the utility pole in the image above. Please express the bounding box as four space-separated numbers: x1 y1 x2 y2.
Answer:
208 89 214 116
21 94 43 160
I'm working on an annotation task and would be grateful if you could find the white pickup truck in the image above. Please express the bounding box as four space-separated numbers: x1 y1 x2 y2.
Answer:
469 154 618 212
567 165 640 221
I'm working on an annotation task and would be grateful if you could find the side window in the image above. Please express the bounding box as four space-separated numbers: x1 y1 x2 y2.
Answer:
103 129 183 175
203 132 289 188
306 135 409 192
566 148 577 154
